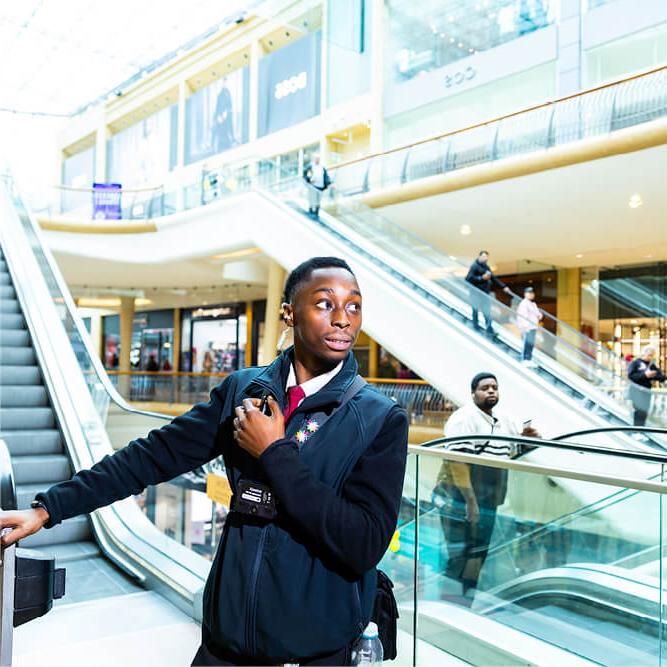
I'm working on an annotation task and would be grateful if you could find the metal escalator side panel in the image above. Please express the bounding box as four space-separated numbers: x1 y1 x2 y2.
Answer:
0 180 210 617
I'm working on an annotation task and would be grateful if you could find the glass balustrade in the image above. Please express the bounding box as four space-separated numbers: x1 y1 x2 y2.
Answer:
333 67 667 195
383 436 667 665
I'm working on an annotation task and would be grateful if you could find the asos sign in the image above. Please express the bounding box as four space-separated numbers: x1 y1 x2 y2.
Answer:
274 71 308 100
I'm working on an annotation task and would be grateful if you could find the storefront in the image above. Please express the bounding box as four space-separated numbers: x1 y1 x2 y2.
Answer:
180 304 247 373
102 309 174 371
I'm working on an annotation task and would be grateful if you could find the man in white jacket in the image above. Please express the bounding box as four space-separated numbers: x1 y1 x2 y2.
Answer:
516 286 542 365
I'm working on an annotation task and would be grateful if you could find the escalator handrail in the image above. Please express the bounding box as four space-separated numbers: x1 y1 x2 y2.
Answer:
554 425 667 441
422 433 667 464
321 189 622 380
0 441 16 512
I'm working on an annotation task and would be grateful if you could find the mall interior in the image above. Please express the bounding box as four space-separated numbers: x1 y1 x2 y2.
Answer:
1 0 667 664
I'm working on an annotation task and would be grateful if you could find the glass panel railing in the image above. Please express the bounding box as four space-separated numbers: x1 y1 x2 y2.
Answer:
387 436 667 665
108 370 454 431
107 370 228 406
2 175 223 564
332 67 667 195
41 184 166 220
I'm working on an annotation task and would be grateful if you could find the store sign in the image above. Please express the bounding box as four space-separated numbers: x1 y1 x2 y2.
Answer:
258 31 321 137
445 65 476 89
275 71 308 100
192 306 235 319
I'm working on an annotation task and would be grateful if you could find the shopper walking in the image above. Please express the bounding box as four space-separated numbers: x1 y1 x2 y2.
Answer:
433 372 538 600
627 345 665 426
465 250 511 335
303 154 331 218
516 286 542 364
0 257 408 666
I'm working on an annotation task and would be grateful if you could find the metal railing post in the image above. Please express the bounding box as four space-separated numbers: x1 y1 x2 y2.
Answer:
0 540 15 665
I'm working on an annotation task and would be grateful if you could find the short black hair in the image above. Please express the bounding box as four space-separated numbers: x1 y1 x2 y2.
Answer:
471 372 497 391
478 250 489 256
282 256 355 303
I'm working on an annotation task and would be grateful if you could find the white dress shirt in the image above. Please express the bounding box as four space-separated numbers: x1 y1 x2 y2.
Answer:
444 403 521 458
285 360 344 408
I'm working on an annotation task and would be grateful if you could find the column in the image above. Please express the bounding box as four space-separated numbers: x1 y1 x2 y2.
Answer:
261 261 287 364
94 116 108 183
245 301 253 368
580 267 600 340
557 0 583 96
368 338 379 377
172 308 181 372
557 268 583 371
248 40 262 144
369 0 386 153
118 296 135 397
176 80 188 168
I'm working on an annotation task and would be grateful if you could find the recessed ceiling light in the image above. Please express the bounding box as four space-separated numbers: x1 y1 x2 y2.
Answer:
628 194 643 209
575 253 583 259
460 224 472 236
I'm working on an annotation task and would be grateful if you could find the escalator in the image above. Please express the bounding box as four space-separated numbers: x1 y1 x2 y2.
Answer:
0 175 213 661
600 276 667 320
260 181 661 438
0 247 141 603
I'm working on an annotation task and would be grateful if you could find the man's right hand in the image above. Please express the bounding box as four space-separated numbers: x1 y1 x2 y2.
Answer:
646 369 657 379
0 508 49 547
465 498 480 523
482 272 491 280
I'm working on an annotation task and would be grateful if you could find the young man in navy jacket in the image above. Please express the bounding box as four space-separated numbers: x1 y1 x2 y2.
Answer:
0 256 409 665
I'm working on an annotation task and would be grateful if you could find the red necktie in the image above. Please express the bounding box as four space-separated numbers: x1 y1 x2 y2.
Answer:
284 385 306 423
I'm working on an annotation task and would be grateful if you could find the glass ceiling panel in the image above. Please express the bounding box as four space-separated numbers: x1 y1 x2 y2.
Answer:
0 0 261 116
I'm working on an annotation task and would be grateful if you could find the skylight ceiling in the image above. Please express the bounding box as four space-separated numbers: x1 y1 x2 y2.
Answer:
0 0 260 116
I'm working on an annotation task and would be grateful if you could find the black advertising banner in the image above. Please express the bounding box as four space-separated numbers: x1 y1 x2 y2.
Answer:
258 31 322 137
185 67 250 164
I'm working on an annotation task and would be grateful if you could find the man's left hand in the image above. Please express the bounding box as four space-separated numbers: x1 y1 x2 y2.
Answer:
522 426 540 438
234 397 285 458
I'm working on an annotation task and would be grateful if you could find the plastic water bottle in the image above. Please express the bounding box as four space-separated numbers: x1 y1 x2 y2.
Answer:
351 622 383 665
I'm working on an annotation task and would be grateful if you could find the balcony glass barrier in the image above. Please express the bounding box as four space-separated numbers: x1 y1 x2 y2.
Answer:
42 183 165 221
332 66 667 195
108 371 455 431
386 435 667 665
2 175 223 562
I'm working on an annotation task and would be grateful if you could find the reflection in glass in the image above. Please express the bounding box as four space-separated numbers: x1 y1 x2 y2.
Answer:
387 0 554 83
